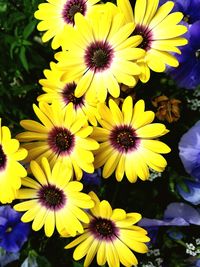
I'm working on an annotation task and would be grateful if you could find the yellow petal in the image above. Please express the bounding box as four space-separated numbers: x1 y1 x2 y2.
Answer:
136 123 166 138
141 139 171 154
100 200 112 219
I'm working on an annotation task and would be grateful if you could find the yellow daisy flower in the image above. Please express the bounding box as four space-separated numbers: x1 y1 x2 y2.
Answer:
65 191 150 267
16 101 99 180
34 0 101 49
56 9 145 102
37 62 100 126
117 0 188 82
91 96 171 182
14 158 94 237
0 119 27 204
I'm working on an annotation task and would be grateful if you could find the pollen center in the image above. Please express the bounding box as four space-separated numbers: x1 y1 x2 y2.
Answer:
110 125 139 153
62 0 87 25
85 41 113 72
89 217 118 240
38 184 66 210
133 25 153 51
0 145 7 171
48 127 75 156
62 82 84 109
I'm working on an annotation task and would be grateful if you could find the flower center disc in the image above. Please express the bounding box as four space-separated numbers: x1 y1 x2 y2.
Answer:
0 145 7 171
38 184 66 210
63 0 87 25
133 25 153 51
85 41 113 72
62 82 84 109
48 127 75 156
89 218 118 240
110 125 139 153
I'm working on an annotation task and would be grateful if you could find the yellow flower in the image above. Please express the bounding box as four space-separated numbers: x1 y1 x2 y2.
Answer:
117 0 188 82
14 158 94 237
37 62 100 126
91 96 171 182
16 101 99 180
0 119 27 203
34 0 101 49
65 192 150 267
56 8 145 102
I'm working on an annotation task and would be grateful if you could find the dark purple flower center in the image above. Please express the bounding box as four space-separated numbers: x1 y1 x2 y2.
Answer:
0 145 7 171
84 41 114 72
62 0 87 25
62 82 84 109
110 125 140 153
89 217 118 240
133 25 153 51
48 127 75 156
38 184 66 210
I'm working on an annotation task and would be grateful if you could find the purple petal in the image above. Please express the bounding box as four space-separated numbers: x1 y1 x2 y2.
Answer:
179 120 200 176
177 180 200 205
138 217 189 227
189 21 200 49
164 202 200 225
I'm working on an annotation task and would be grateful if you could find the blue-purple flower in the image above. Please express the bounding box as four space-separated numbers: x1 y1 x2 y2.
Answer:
179 120 200 179
159 0 200 23
0 248 19 267
177 179 200 205
82 169 101 193
138 202 200 227
0 205 30 253
166 21 200 89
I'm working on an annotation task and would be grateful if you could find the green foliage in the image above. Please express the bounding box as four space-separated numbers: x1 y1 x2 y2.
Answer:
0 0 52 132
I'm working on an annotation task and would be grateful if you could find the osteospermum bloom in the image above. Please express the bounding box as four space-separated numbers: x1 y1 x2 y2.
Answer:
0 119 27 203
16 101 99 180
91 96 171 182
117 0 188 82
34 0 101 49
37 62 100 126
56 10 145 102
65 192 150 267
14 158 94 237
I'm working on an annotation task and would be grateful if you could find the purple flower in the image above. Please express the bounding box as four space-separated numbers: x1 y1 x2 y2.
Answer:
159 0 200 23
166 21 200 89
177 179 200 205
0 248 19 267
196 259 200 267
138 202 200 227
0 205 30 253
166 229 183 240
179 120 200 179
82 169 101 193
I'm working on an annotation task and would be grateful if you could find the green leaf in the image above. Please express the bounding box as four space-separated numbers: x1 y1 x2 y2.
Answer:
19 46 29 71
23 20 37 39
22 40 32 46
10 40 18 58
73 261 83 267
178 180 190 193
0 2 7 12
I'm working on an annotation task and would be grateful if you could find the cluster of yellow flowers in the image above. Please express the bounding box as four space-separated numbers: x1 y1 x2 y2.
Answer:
0 0 188 266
